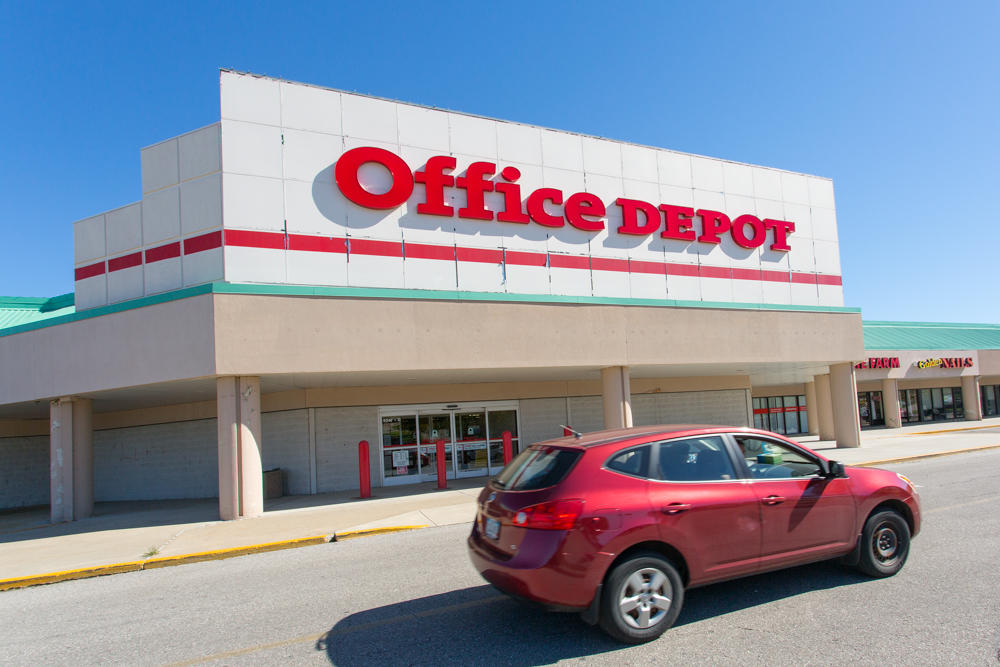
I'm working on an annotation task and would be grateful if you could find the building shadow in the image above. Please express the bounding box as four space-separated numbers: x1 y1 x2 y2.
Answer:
319 561 868 665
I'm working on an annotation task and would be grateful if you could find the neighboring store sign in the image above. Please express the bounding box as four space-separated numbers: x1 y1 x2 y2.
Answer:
855 357 900 369
334 146 796 251
914 357 973 370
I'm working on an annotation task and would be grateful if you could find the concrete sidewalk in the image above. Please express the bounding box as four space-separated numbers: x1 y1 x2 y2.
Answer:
2 418 999 589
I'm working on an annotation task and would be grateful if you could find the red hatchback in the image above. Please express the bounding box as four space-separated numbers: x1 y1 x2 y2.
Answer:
467 425 921 643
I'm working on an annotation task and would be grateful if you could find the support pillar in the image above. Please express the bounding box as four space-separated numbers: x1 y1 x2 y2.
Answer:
601 366 633 430
830 363 861 448
814 374 835 441
962 375 982 421
49 397 93 523
882 378 902 428
217 376 263 520
804 381 819 435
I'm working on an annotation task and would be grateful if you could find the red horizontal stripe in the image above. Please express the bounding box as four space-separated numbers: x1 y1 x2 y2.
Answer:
406 242 454 261
74 261 106 281
666 263 699 277
549 254 590 270
816 274 843 286
761 270 790 283
287 234 347 253
504 250 547 267
145 242 181 263
731 268 761 281
225 229 285 250
184 231 223 255
350 238 403 257
790 272 817 285
629 260 666 275
590 257 629 273
108 252 142 272
456 247 503 264
699 265 731 279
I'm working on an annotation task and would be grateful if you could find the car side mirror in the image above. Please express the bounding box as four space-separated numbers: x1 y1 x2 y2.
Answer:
823 461 846 478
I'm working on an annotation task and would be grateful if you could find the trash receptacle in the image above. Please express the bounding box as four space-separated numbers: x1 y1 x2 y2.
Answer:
263 468 283 499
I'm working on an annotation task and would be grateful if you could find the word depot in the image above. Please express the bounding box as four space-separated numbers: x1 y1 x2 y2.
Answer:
334 147 796 252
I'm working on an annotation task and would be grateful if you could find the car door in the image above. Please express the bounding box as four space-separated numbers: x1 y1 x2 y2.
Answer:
647 435 762 586
733 435 856 571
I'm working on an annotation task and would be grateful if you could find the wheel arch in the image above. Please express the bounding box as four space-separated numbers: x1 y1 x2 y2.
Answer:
870 498 915 535
605 540 690 587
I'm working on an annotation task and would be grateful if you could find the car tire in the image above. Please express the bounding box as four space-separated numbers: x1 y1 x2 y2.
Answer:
598 552 684 644
856 509 910 578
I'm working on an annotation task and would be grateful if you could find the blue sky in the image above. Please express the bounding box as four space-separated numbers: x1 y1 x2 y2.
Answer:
1 1 997 323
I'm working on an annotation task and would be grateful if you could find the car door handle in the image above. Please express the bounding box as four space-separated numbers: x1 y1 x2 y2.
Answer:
662 503 692 514
761 495 785 505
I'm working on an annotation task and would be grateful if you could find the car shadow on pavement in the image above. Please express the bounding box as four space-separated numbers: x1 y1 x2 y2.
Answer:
320 562 869 665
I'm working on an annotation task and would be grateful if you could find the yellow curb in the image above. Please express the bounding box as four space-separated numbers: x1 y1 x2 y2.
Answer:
854 443 1000 468
333 525 428 541
0 535 330 591
0 561 145 591
903 424 1000 436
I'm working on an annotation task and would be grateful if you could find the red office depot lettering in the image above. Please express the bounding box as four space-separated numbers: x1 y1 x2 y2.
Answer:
564 192 606 231
527 188 565 227
616 198 661 235
731 214 767 249
414 155 457 216
765 219 795 252
457 161 496 220
495 166 529 223
660 204 696 241
697 210 731 244
335 146 414 209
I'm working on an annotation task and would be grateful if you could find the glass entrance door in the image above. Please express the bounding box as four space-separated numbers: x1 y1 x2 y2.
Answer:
418 413 455 483
454 410 489 478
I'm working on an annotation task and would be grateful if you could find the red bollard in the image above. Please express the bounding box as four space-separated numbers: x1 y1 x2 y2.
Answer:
358 440 371 499
436 439 447 489
502 430 513 465
563 426 573 436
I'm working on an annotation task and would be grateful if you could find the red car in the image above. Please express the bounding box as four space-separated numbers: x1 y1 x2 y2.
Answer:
467 425 920 643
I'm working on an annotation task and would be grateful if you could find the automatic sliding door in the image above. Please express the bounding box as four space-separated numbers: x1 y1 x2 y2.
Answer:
418 413 454 482
455 411 488 477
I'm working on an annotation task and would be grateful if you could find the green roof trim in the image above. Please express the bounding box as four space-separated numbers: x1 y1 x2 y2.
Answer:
0 282 859 338
863 321 1000 350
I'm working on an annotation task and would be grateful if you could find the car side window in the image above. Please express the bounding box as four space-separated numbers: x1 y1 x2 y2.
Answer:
737 437 822 479
654 436 736 482
606 445 651 478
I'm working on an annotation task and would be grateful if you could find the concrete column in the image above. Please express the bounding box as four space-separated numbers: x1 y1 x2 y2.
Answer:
217 376 263 520
882 378 902 428
814 374 835 441
829 363 862 448
49 397 94 523
601 366 633 429
804 381 819 435
962 375 982 421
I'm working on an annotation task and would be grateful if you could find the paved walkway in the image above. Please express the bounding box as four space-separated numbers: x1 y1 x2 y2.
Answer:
2 418 999 588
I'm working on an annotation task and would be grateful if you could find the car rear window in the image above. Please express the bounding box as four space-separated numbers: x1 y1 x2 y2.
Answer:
492 446 582 490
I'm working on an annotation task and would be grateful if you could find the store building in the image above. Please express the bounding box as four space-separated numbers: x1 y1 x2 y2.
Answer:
0 70 934 521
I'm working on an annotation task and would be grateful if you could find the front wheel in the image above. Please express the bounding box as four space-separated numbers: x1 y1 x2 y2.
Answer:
856 510 910 577
598 552 684 644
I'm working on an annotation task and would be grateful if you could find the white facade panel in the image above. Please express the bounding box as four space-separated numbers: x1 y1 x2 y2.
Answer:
549 263 592 297
106 203 143 255
221 120 283 178
222 173 285 233
667 274 701 301
658 151 693 188
621 144 658 183
141 138 179 194
691 156 724 192
723 162 754 196
144 255 182 295
74 274 107 310
180 173 223 235
178 124 222 181
780 172 810 205
74 214 107 263
142 187 181 245
457 259 504 293
107 263 144 303
699 276 734 303
818 283 844 307
540 130 583 171
448 113 497 158
280 81 342 135
282 129 343 183
811 207 839 242
224 245 286 284
591 265 630 298
397 104 449 151
404 256 457 291
182 245 223 286
582 136 622 178
753 168 783 201
808 177 836 209
341 93 398 144
347 253 405 289
732 276 764 304
791 281 820 306
504 263 549 295
220 71 281 126
286 247 348 287
497 122 543 165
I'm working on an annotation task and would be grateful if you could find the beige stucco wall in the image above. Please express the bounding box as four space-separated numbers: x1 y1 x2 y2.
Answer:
211 294 863 374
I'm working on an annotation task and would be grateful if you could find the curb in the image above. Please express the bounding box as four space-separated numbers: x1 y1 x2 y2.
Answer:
852 443 1000 468
0 535 329 591
332 525 428 541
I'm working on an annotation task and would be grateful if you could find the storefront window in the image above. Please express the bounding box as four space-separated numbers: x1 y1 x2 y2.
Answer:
751 395 807 434
857 391 885 428
983 385 998 417
798 395 808 432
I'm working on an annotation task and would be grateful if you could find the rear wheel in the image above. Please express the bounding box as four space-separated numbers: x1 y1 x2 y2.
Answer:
598 552 683 644
856 510 910 577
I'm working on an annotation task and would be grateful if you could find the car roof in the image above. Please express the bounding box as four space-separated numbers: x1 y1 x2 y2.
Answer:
533 424 778 450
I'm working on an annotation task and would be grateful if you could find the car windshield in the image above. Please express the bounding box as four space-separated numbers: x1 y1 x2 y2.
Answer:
492 446 582 490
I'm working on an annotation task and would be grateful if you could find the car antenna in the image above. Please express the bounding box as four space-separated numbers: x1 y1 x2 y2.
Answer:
560 425 582 439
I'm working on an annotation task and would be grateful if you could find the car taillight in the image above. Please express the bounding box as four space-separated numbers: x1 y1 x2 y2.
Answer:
511 499 585 530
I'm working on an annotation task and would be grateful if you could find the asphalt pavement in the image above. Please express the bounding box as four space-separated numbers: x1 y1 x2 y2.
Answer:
1 418 999 589
1 448 999 665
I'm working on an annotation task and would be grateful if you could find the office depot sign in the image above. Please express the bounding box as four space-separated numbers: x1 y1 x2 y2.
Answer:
335 147 796 252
